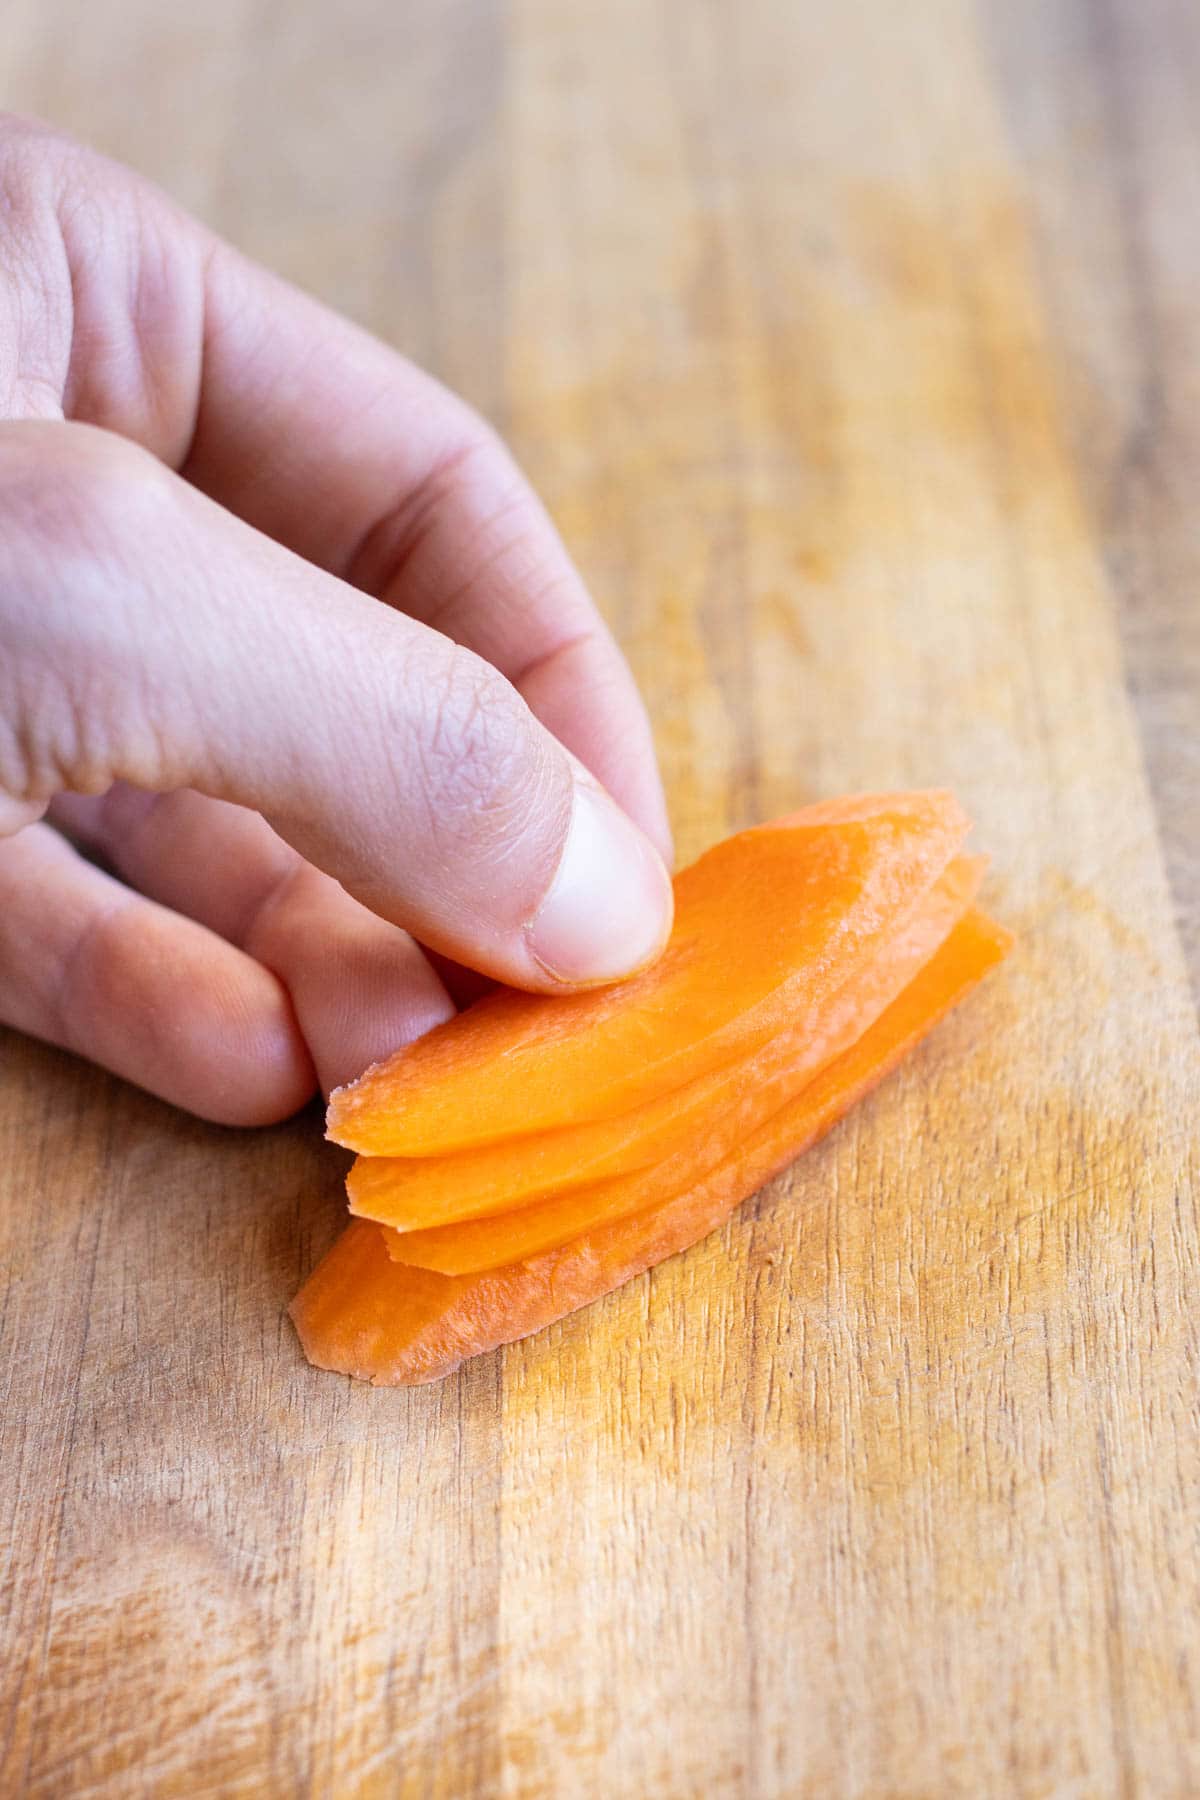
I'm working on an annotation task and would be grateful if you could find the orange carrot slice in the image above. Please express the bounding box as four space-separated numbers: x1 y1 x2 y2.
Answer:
376 855 986 1267
291 907 1011 1386
327 792 968 1158
348 853 985 1234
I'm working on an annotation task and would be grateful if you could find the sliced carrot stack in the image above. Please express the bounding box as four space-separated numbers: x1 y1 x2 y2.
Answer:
349 851 984 1234
292 794 1011 1386
376 854 986 1271
292 909 1011 1386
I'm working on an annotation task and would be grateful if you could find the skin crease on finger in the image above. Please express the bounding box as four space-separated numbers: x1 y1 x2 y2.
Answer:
0 116 673 1120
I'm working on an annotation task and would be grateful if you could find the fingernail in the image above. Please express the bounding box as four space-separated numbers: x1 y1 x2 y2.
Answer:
527 783 674 984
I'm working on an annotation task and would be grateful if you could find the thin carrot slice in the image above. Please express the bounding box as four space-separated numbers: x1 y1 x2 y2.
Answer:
291 907 1011 1386
377 856 986 1268
327 792 968 1158
348 854 985 1234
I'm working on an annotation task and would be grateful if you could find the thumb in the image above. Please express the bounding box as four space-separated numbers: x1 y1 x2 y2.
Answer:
0 421 674 991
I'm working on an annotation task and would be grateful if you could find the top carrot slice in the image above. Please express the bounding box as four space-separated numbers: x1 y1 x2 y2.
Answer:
327 791 969 1157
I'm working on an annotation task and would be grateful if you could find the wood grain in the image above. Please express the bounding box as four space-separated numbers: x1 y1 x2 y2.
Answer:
1 0 1198 1794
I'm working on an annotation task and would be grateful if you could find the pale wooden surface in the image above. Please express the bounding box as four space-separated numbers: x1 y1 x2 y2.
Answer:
2 0 1199 1794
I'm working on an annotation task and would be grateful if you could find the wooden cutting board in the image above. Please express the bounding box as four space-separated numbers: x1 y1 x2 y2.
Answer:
2 0 1198 1793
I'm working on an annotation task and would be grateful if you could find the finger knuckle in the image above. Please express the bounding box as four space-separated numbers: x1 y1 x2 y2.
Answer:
404 647 565 861
0 424 172 801
0 113 79 207
0 420 167 555
0 111 85 162
352 412 508 604
0 113 132 220
0 115 106 269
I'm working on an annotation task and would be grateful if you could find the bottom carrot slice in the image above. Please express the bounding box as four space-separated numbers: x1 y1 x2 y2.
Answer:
290 908 1011 1386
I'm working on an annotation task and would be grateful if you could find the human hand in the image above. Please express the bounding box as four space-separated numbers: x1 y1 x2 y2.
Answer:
0 118 673 1124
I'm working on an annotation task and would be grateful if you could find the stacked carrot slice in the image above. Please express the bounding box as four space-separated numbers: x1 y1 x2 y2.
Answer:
291 793 1011 1384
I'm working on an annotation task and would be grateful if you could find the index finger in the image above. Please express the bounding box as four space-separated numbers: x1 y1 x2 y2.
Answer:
39 131 671 856
183 235 673 858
